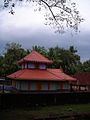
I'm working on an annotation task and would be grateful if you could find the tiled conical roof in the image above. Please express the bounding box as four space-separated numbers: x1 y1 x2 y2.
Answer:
18 51 53 64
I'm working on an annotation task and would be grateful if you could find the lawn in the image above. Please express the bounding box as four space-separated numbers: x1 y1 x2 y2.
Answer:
1 103 90 120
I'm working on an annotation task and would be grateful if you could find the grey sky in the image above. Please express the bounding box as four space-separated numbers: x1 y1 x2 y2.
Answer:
0 0 90 62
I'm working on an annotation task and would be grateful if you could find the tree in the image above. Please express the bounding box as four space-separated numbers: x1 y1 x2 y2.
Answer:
82 60 90 72
1 0 84 33
48 46 80 74
32 45 81 74
0 55 5 77
69 46 77 53
1 43 87 76
3 42 28 75
32 45 48 57
48 46 62 68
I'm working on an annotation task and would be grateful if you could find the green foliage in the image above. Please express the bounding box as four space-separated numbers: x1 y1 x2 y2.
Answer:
78 60 90 72
0 42 29 76
83 60 90 72
2 0 84 33
0 42 90 76
32 45 81 75
0 55 5 76
32 45 48 57
48 46 80 74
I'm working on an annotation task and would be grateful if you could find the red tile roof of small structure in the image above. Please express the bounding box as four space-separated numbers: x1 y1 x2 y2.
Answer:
7 69 76 81
73 72 90 85
18 51 53 64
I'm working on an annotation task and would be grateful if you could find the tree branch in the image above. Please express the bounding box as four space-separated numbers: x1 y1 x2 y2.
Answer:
2 0 84 33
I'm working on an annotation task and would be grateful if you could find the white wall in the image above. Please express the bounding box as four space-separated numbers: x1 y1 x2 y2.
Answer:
50 82 57 90
63 82 70 90
41 82 48 90
16 81 28 90
15 81 70 91
20 81 28 90
16 81 20 90
30 82 36 90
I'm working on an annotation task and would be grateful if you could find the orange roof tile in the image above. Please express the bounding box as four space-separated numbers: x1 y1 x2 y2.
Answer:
18 51 53 64
48 69 76 81
7 69 76 81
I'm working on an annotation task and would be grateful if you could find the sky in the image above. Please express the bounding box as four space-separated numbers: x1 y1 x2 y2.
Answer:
0 0 90 62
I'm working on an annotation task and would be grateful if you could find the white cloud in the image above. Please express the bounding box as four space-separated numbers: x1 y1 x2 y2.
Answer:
0 6 45 31
76 0 90 31
0 0 90 62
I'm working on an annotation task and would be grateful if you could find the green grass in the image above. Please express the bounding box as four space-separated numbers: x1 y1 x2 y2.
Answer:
1 103 90 120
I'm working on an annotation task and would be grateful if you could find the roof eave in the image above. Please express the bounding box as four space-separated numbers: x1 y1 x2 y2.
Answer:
7 76 76 82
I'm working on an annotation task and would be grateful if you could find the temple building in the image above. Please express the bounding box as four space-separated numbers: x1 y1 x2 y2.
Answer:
7 51 76 92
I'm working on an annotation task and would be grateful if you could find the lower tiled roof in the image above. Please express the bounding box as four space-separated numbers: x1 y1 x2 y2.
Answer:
7 69 76 81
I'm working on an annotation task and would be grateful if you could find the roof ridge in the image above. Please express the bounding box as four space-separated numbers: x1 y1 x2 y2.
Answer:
31 51 52 62
47 69 76 81
14 69 27 79
47 69 62 80
35 51 49 60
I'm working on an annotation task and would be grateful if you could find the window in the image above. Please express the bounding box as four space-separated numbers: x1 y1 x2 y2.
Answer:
39 64 46 69
28 63 35 69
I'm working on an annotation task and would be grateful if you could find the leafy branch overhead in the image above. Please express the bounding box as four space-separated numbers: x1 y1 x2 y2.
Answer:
3 0 84 33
